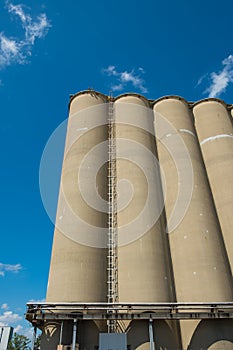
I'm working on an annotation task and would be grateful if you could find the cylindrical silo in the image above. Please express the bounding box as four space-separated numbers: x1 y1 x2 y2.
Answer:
193 99 233 275
115 94 173 302
47 91 108 302
153 97 233 349
114 95 180 349
44 91 109 349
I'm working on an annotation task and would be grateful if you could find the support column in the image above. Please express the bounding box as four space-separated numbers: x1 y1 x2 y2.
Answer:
59 321 63 345
149 319 155 350
72 319 77 350
31 326 37 350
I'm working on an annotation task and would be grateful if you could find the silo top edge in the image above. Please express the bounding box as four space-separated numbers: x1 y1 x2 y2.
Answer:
69 90 108 109
152 95 190 107
114 92 150 106
192 97 230 109
68 90 232 110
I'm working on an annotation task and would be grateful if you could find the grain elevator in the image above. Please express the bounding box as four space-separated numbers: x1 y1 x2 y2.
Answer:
26 91 233 350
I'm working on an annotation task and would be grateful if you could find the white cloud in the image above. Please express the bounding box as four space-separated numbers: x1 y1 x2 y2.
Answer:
112 83 124 92
0 311 22 325
0 1 51 70
201 55 233 98
196 73 207 87
14 324 23 333
103 65 118 76
0 263 22 276
0 33 23 68
7 2 28 23
1 304 9 310
7 2 51 44
103 65 148 93
28 298 46 303
25 14 50 44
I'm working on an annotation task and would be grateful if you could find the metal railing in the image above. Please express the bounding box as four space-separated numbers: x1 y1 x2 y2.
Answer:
26 302 233 324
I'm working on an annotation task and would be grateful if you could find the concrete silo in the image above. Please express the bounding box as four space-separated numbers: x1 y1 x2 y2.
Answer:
26 91 233 350
115 95 172 303
115 94 180 349
193 100 233 274
43 92 109 349
153 97 233 350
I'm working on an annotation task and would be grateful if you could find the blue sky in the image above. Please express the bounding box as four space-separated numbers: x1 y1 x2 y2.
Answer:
0 0 233 339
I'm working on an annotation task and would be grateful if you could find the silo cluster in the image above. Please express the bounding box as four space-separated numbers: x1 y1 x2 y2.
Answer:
41 91 233 350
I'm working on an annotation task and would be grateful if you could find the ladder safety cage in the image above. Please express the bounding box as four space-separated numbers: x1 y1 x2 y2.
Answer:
107 94 118 333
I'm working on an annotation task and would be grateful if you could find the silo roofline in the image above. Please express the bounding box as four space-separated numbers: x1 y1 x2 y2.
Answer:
68 90 233 110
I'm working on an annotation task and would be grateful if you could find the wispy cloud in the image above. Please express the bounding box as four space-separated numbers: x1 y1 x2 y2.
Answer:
0 310 22 325
0 34 23 67
1 304 9 310
195 73 208 88
199 55 233 98
0 263 22 276
0 1 51 70
102 65 148 93
7 2 50 45
28 298 46 303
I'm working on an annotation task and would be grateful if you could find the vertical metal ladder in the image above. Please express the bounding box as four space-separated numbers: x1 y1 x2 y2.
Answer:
107 95 118 333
